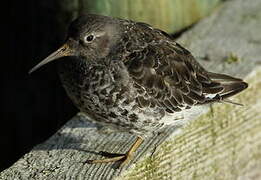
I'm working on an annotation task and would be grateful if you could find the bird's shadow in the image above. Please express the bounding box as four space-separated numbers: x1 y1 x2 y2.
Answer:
32 114 138 169
32 113 179 170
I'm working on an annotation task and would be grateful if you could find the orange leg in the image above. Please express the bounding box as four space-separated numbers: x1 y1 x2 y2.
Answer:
86 137 143 167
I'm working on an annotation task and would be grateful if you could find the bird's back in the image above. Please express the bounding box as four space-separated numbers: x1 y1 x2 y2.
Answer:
117 20 248 114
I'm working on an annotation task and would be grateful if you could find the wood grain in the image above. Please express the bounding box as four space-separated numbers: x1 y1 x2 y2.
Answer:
1 0 261 179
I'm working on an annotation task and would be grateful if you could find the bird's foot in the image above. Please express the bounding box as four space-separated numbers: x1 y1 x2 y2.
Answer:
85 152 132 168
85 137 143 168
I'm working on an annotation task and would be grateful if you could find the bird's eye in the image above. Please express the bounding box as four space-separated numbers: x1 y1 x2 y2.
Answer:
85 35 94 42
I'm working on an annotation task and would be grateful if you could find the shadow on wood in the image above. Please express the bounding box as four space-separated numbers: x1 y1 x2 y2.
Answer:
1 0 261 179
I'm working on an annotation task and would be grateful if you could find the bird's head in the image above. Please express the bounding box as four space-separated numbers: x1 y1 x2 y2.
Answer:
29 14 121 73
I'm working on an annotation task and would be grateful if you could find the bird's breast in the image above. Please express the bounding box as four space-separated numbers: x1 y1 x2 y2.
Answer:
57 58 173 136
58 58 135 114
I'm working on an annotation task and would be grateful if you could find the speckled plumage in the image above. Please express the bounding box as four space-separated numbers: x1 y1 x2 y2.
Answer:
55 14 248 138
30 14 248 166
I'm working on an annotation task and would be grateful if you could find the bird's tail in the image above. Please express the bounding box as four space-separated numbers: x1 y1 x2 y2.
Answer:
203 72 248 105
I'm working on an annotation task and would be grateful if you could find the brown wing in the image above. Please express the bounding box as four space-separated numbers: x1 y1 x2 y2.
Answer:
124 41 247 113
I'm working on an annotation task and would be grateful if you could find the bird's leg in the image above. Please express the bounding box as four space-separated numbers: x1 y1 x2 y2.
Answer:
86 137 143 167
120 136 143 167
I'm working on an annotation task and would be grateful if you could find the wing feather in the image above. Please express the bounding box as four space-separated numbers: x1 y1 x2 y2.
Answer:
122 23 247 112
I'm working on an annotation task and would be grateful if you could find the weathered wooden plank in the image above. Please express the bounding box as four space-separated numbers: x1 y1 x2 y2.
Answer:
1 0 261 179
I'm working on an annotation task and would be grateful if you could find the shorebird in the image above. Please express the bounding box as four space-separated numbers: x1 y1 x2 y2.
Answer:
29 14 248 167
